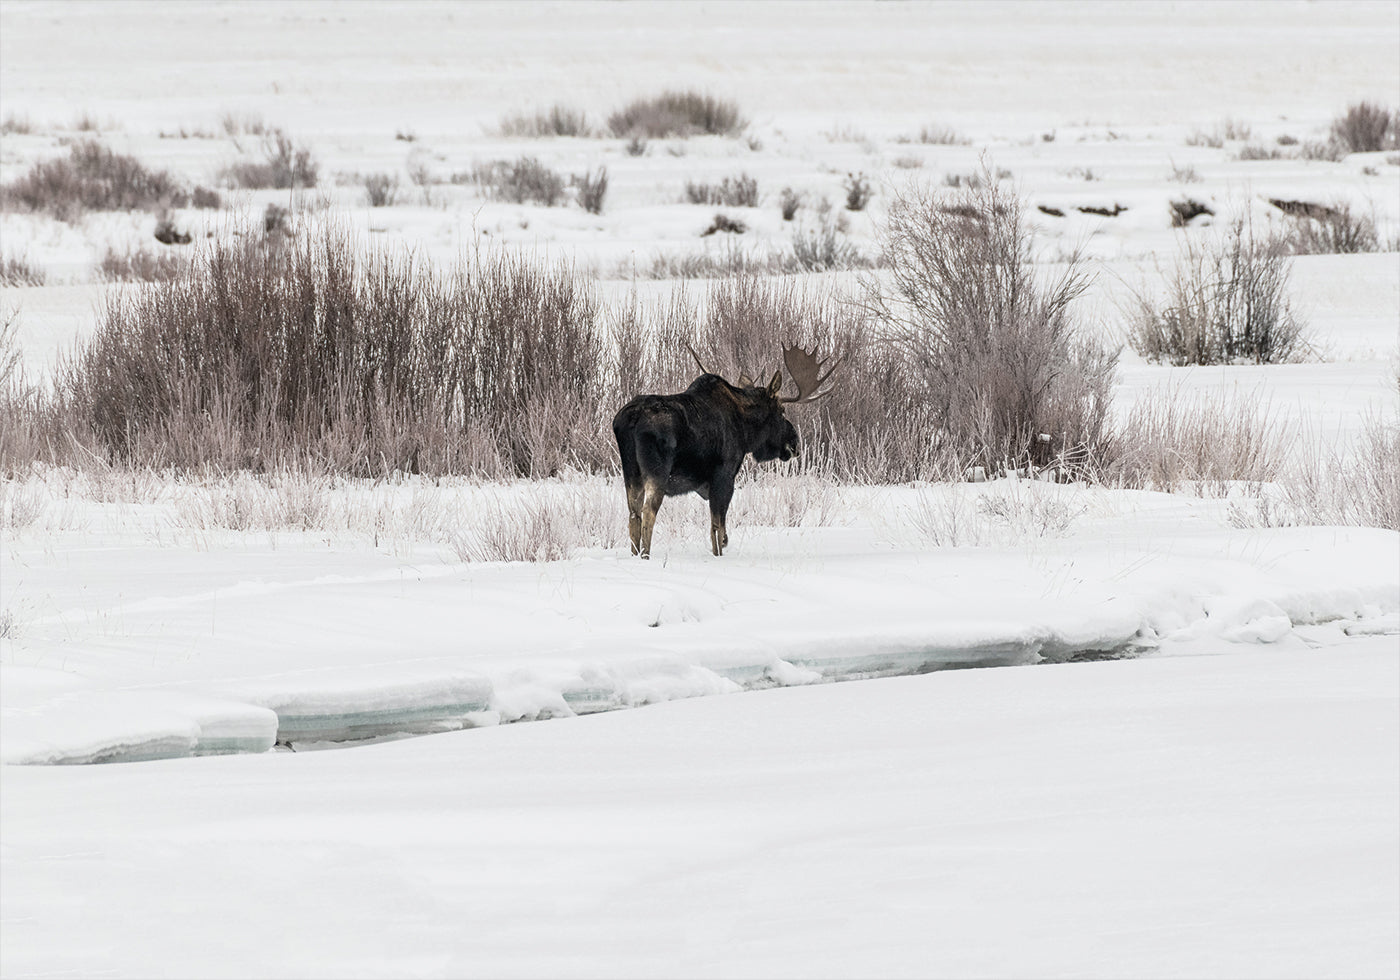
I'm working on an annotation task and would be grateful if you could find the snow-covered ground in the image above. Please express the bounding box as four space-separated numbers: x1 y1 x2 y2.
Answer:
2 2 1399 977
4 646 1396 979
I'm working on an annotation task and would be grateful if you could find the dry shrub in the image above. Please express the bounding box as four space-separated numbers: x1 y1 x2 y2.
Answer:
47 224 613 478
1 140 188 221
1330 101 1398 153
608 91 745 138
867 171 1117 478
363 173 400 207
1 113 34 135
791 216 866 272
1299 139 1347 162
1236 144 1284 161
1284 202 1379 254
1 253 46 286
906 124 970 146
685 175 759 207
223 129 318 189
576 167 608 214
98 244 186 282
1128 219 1310 365
497 104 591 138
843 172 873 211
472 157 566 206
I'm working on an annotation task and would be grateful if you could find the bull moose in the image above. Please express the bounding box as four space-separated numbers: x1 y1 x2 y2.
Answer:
612 344 838 558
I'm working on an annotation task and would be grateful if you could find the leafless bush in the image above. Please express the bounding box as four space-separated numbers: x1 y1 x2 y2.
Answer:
617 245 779 280
473 156 566 206
1129 218 1309 365
903 124 970 146
1168 161 1201 183
1 113 34 134
1284 202 1380 254
844 172 872 211
576 167 608 214
363 173 400 207
0 140 188 221
98 244 186 282
1236 144 1284 161
1300 139 1347 162
779 187 802 220
1187 118 1250 148
262 203 290 237
497 104 592 138
685 174 759 207
791 215 867 272
220 111 269 140
608 91 745 138
1330 101 1398 153
223 129 318 189
868 170 1117 478
1 252 46 286
43 224 613 477
625 136 647 157
1220 118 1252 141
943 171 983 190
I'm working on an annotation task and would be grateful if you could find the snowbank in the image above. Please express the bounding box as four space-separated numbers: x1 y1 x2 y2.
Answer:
3 480 1395 765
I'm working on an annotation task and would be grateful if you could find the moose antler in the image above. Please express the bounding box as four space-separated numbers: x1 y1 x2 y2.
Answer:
779 345 841 404
683 341 709 375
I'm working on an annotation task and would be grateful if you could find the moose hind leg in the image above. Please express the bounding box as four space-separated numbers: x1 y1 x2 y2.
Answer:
639 482 665 559
626 483 644 556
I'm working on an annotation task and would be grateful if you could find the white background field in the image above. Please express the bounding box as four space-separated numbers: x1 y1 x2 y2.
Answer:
1 2 1398 978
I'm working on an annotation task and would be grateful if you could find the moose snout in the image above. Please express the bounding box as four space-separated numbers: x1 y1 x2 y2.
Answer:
780 436 799 461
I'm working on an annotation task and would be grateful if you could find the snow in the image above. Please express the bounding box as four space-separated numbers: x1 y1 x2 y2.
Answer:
2 1 1399 976
2 645 1396 978
3 479 1396 765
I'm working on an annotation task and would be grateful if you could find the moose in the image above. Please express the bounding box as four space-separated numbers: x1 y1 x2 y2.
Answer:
612 344 838 558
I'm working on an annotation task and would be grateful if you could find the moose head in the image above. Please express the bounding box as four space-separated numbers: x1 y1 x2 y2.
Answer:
612 343 840 558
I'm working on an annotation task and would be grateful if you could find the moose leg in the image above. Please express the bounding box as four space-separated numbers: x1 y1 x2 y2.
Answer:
639 482 665 559
626 482 644 556
708 480 734 557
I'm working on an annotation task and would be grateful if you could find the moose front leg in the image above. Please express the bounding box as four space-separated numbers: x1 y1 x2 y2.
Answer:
708 479 734 557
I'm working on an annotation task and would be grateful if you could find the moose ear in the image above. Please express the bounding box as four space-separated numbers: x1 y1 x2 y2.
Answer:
767 371 783 396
